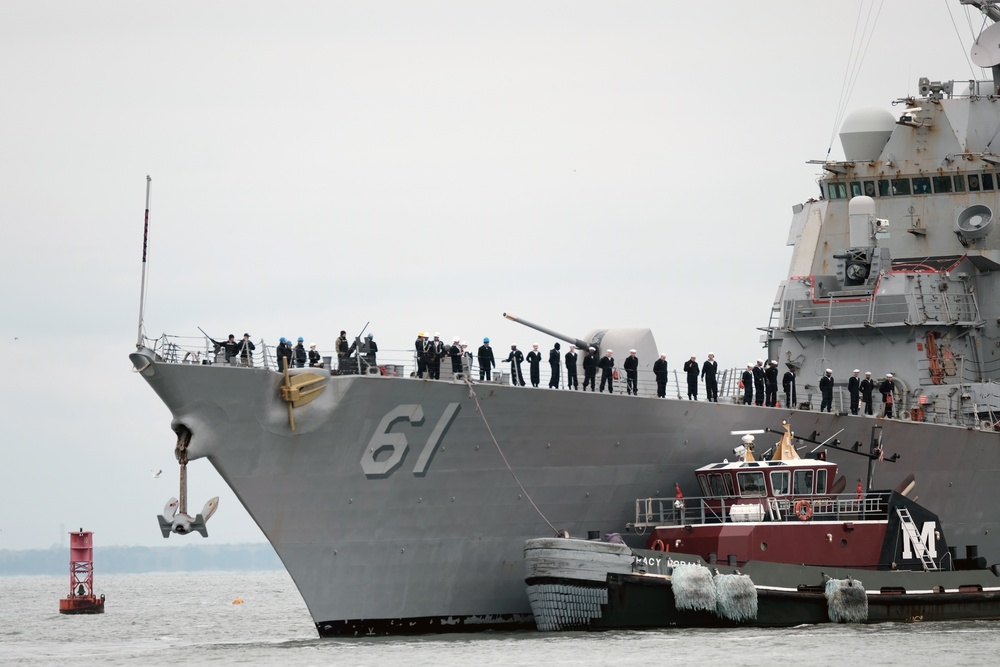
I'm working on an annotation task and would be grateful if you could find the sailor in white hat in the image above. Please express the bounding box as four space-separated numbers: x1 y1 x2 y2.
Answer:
583 346 598 391
848 369 862 415
819 368 834 412
624 349 639 395
526 343 543 387
880 373 895 418
859 371 875 415
599 349 616 394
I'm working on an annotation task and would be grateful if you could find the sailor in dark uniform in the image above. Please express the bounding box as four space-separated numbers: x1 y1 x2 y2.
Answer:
819 368 834 412
360 333 378 367
782 367 797 409
848 369 861 415
565 345 579 390
701 353 718 402
598 349 615 393
582 347 598 391
415 332 428 378
222 334 240 363
683 356 699 400
547 343 561 388
336 330 350 372
238 333 256 367
294 337 307 368
277 337 293 372
742 364 754 405
449 337 463 375
426 333 444 380
477 338 495 381
752 360 766 406
859 371 875 415
880 373 895 418
505 345 525 386
623 349 639 395
764 360 778 407
308 343 322 368
653 354 668 398
525 344 543 387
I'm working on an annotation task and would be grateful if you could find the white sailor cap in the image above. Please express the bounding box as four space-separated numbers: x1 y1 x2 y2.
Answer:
310 342 317 348
453 336 460 342
853 369 860 373
757 359 763 363
865 371 871 375
434 332 441 337
606 349 613 353
629 349 636 353
770 360 777 365
886 373 893 378
825 368 832 373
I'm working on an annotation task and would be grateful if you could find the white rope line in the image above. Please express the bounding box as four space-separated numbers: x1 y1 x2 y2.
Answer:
463 376 559 535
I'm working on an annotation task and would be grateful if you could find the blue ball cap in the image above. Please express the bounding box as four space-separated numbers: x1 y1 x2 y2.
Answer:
366 333 373 338
298 337 304 342
484 337 490 343
280 337 286 343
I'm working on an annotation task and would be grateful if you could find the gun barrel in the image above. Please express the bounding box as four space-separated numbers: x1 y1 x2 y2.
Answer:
503 312 589 350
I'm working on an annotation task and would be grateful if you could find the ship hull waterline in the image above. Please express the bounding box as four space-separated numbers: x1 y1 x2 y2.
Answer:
130 349 1000 636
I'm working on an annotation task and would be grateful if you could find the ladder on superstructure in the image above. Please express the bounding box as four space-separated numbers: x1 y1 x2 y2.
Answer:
895 506 938 571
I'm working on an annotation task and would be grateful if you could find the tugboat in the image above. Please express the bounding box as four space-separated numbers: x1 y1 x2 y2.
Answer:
524 422 1000 629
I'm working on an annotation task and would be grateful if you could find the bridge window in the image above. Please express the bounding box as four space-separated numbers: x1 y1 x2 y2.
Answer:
850 181 862 197
932 176 953 194
863 181 876 197
737 471 766 497
912 177 931 194
878 179 891 196
953 174 966 192
828 182 848 200
816 469 828 494
969 173 994 191
891 178 911 196
770 470 790 496
793 469 814 495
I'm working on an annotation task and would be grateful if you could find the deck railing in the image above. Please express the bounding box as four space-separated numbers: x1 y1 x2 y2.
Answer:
632 491 893 529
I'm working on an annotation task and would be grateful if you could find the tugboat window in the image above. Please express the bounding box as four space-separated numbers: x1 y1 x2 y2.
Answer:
706 473 729 497
770 471 790 496
891 178 911 196
793 469 814 495
878 179 891 196
816 469 828 494
863 181 876 197
932 176 952 194
953 174 966 192
737 471 766 497
912 177 931 194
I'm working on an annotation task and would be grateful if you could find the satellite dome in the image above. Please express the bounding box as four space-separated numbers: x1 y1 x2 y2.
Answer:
839 108 895 161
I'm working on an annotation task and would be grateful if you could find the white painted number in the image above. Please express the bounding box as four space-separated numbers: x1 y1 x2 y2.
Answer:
361 403 461 478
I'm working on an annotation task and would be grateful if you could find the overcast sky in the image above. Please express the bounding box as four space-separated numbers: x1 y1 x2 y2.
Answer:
0 1 989 550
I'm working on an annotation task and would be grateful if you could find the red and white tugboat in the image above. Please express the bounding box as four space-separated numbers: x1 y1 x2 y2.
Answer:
524 421 1000 630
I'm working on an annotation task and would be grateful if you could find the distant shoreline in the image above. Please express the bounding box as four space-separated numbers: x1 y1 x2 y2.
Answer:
0 543 282 575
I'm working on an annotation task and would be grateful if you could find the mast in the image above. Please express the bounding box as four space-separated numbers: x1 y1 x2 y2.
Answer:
136 175 151 349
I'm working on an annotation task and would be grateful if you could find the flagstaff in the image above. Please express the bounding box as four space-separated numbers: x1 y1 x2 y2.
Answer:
136 175 151 348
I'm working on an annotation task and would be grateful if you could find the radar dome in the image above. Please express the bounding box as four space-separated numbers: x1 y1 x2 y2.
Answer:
839 108 895 161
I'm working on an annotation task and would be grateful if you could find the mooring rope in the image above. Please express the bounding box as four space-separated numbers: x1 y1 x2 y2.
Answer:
462 375 559 535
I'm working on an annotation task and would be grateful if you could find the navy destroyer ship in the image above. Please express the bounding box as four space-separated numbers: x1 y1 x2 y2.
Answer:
132 1 1000 636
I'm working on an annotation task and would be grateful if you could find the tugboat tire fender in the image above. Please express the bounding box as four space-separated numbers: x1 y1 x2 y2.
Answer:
795 499 813 521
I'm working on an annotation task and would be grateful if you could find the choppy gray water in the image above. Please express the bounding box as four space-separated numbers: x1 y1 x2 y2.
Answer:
3 570 998 666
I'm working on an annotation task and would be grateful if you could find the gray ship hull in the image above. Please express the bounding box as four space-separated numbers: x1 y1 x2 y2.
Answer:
130 348 1000 635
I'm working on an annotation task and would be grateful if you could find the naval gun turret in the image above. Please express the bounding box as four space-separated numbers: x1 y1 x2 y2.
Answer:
503 312 664 395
